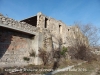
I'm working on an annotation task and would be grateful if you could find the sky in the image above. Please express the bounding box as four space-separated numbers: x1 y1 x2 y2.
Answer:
0 0 100 27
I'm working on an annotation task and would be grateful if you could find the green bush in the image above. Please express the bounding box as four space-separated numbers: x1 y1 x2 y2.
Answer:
62 46 67 52
23 57 30 61
60 46 67 56
60 51 65 55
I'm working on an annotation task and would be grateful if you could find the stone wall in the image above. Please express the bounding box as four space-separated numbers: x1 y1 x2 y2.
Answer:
37 12 46 28
0 13 42 67
0 28 36 67
66 26 89 46
0 12 89 67
36 12 89 48
0 13 38 35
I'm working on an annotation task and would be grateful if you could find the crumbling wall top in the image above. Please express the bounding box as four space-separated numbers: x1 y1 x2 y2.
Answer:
0 13 38 35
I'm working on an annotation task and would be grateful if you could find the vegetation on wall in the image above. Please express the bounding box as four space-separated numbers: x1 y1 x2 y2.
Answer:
23 57 30 61
38 48 49 65
67 24 99 62
60 46 68 56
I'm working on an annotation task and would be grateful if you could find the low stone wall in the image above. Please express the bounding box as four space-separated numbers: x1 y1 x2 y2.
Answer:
0 13 38 35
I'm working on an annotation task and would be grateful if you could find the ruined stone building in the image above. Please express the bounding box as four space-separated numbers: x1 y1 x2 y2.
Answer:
0 12 88 67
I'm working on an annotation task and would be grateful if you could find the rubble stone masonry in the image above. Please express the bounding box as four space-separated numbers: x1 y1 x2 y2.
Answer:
0 12 89 67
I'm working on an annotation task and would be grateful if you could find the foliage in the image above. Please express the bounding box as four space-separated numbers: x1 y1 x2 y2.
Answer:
60 46 67 56
66 24 98 62
53 49 60 58
68 44 97 62
38 49 49 65
62 46 68 51
53 47 68 70
23 57 30 61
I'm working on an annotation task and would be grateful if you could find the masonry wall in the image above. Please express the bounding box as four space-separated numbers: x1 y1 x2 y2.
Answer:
0 13 38 35
36 13 89 49
37 12 45 28
66 26 89 46
47 19 67 48
0 27 37 67
0 13 43 67
0 12 89 67
37 16 69 48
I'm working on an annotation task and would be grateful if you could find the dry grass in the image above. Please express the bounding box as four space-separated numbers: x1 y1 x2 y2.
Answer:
58 59 84 69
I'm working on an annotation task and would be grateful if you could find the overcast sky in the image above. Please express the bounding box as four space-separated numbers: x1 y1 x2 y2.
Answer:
0 0 100 27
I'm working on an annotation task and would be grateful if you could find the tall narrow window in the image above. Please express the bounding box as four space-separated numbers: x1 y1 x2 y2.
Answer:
59 25 62 34
45 18 48 28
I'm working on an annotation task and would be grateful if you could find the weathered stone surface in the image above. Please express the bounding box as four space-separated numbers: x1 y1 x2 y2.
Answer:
0 28 33 67
0 12 89 67
0 14 37 35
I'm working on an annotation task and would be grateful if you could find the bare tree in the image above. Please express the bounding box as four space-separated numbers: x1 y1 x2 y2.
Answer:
74 23 100 46
66 24 98 61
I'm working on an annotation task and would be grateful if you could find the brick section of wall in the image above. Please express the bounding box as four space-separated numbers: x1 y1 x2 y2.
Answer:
0 28 34 67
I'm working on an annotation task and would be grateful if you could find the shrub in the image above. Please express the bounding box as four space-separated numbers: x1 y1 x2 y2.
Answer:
53 50 60 58
38 49 48 65
60 46 67 56
68 44 97 62
60 51 65 55
23 57 30 61
62 46 68 52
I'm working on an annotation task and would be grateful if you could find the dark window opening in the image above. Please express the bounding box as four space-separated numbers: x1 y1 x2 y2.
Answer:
20 16 37 27
30 35 35 40
45 18 48 28
68 29 69 31
59 25 62 34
